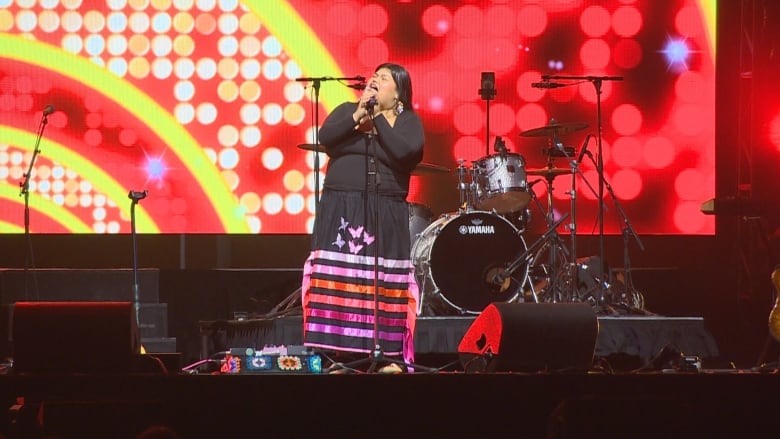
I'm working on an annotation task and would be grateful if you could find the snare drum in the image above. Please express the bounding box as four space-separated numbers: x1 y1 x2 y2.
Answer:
411 211 530 315
474 153 530 214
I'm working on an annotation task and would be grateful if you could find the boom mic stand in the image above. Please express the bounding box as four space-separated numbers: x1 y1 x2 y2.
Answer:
295 75 366 215
19 107 53 299
268 76 366 317
542 74 624 303
590 157 646 311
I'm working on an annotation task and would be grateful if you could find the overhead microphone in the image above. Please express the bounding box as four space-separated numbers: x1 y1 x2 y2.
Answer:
531 81 566 89
43 105 55 116
577 135 592 163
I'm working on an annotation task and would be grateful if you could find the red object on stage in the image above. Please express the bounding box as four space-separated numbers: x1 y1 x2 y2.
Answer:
457 302 598 373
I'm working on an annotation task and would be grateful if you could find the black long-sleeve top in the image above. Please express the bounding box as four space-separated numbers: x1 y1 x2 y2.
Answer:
318 102 424 196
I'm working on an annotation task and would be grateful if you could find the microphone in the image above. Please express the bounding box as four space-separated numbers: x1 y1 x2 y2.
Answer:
348 83 366 90
43 105 55 116
295 75 365 82
493 136 507 157
366 96 377 113
531 81 566 89
577 135 592 163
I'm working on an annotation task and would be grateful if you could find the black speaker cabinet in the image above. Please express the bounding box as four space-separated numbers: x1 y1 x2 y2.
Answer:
457 302 598 373
11 301 140 374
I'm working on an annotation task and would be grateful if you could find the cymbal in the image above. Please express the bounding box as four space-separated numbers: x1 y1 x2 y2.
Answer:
520 122 588 138
412 162 450 175
526 167 573 178
297 143 325 152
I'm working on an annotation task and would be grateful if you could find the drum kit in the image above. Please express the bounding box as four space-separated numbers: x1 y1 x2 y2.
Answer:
408 120 630 317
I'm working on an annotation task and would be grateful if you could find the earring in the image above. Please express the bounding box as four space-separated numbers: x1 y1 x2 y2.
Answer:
395 100 404 115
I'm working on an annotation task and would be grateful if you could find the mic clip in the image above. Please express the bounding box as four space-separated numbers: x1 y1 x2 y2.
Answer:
128 190 148 201
493 136 507 158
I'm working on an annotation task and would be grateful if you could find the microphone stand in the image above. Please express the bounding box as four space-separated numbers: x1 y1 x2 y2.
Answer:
269 76 367 316
479 73 496 156
588 155 646 311
295 75 366 216
19 110 51 299
542 74 623 302
330 106 434 374
129 190 148 328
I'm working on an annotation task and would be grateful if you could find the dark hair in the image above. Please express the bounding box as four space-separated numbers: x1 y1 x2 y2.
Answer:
375 63 413 112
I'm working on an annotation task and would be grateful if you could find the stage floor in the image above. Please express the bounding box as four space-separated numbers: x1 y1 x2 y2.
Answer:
199 313 720 371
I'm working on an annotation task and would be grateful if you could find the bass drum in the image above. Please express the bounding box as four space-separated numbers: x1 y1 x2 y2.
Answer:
411 211 529 316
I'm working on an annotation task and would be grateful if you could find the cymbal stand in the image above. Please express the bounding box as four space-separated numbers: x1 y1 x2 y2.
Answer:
542 74 624 302
456 159 474 212
494 213 570 297
529 166 571 302
554 134 600 302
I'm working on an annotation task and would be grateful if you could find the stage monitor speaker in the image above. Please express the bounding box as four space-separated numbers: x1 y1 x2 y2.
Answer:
11 301 140 374
457 302 598 373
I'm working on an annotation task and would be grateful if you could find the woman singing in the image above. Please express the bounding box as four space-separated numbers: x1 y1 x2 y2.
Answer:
301 63 424 372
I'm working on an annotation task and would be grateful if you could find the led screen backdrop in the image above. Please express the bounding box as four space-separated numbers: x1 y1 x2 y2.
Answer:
0 0 716 234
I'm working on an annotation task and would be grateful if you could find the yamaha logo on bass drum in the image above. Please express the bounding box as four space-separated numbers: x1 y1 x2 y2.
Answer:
458 219 495 235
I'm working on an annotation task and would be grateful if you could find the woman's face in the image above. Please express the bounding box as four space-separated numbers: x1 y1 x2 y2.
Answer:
369 67 398 111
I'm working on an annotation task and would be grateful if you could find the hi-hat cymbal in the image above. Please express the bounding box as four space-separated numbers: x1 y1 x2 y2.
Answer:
298 143 325 152
413 162 450 175
526 167 573 178
520 122 588 137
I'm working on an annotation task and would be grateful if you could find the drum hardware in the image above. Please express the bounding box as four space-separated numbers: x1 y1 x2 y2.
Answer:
491 213 570 304
411 211 531 316
518 115 598 304
536 74 625 303
598 162 646 312
455 159 476 212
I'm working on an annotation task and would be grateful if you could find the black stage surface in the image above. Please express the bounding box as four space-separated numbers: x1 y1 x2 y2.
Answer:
199 314 721 369
1 369 779 438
